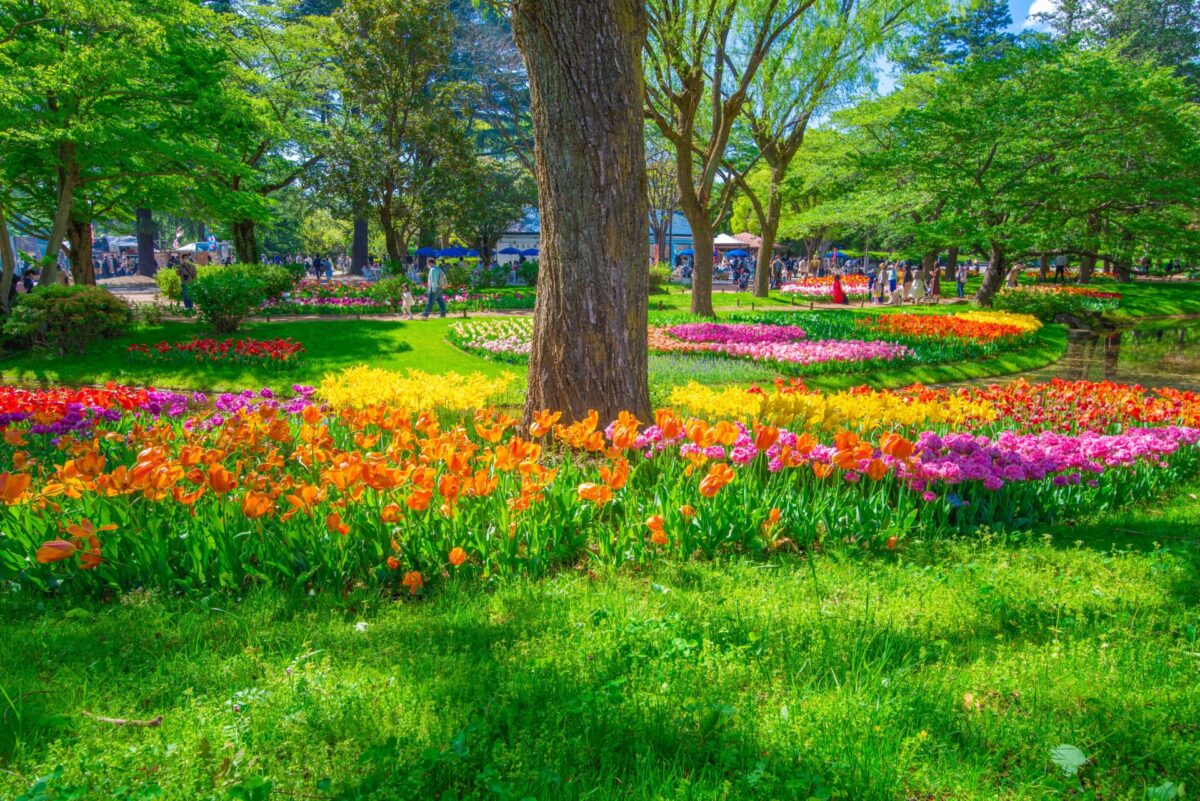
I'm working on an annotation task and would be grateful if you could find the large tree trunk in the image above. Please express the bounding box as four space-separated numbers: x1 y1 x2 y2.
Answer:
66 218 95 285
39 140 79 286
943 246 958 281
232 219 258 264
974 242 1006 307
918 249 937 288
0 207 16 313
1038 252 1049 282
512 0 651 424
1079 252 1096 284
135 207 157 277
349 216 368 275
753 187 782 298
688 222 715 316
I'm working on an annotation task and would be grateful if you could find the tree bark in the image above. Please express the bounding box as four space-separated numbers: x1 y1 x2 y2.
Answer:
39 140 79 286
350 216 368 275
0 207 16 313
918 249 937 288
974 242 1006 306
1079 252 1096 284
512 0 651 424
135 207 157 277
232 219 258 264
1038 252 1049 282
66 217 95 285
688 222 715 316
943 246 958 281
753 186 782 299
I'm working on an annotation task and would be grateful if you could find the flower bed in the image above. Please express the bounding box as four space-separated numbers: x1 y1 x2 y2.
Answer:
448 318 534 363
128 337 305 367
448 311 1044 375
993 285 1122 320
779 275 871 301
1 377 1197 596
856 311 1041 342
262 280 536 316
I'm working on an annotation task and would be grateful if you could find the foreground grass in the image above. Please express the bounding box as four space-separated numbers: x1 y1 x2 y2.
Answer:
0 313 1067 396
2 486 1198 801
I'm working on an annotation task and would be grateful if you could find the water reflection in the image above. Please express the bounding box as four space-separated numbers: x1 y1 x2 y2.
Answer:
1022 321 1200 391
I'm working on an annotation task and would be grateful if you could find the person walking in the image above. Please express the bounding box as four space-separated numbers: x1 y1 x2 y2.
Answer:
422 259 447 318
955 261 968 298
178 257 197 310
1053 255 1067 283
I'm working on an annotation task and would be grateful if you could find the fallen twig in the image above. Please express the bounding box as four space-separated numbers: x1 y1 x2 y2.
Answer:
81 711 163 727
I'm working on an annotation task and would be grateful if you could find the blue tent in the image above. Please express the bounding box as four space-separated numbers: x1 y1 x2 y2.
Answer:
436 247 465 258
678 248 695 256
414 246 438 256
498 246 523 255
726 249 749 257
465 249 480 257
521 248 540 257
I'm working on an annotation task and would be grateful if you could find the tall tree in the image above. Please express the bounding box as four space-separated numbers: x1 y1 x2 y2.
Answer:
450 158 535 264
0 0 228 284
646 141 679 264
732 0 929 297
893 0 1015 73
644 0 813 316
510 0 651 422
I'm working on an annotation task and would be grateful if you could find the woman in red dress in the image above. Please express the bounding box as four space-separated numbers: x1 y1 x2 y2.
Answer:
831 273 848 305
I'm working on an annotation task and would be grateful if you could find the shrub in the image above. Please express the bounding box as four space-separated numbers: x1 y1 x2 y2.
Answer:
3 285 133 355
369 276 417 309
381 260 409 279
136 302 167 326
281 261 308 285
446 263 472 288
258 264 296 301
156 268 181 301
189 266 268 333
518 260 538 286
649 264 672 293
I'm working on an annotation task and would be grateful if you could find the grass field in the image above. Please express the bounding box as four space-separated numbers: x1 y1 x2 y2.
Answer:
2 481 1197 801
0 312 1068 396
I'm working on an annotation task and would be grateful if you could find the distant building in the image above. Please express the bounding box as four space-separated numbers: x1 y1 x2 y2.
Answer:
495 207 695 264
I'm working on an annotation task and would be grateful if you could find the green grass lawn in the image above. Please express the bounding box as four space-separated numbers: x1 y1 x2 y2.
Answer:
0 312 1068 396
3 483 1197 800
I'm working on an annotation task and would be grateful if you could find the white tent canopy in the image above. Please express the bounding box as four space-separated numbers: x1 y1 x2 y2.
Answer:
713 233 743 247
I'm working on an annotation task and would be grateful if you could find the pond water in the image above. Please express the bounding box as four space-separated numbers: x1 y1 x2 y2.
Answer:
1010 319 1200 391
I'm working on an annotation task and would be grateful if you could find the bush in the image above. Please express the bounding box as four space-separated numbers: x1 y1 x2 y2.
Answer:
3 285 133 355
649 264 672 293
383 259 418 279
189 265 268 334
518 261 538 286
156 268 181 301
369 276 417 309
258 264 296 301
446 263 472 288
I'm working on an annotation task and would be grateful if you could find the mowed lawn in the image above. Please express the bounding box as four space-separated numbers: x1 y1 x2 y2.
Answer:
0 310 1068 397
2 485 1198 800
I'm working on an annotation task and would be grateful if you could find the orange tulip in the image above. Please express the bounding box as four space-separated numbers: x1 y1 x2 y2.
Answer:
386 556 401 570
528 410 561 438
207 463 238 494
402 570 424 594
698 463 735 498
577 482 613 505
448 547 467 567
381 503 404 523
865 459 889 481
438 473 462 504
880 433 916 460
326 511 350 536
36 539 77 564
834 431 861 451
812 462 835 479
753 424 780 452
645 514 667 546
0 472 31 504
3 428 26 446
406 487 433 512
241 491 275 519
599 458 630 491
655 409 684 441
679 504 696 519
